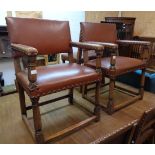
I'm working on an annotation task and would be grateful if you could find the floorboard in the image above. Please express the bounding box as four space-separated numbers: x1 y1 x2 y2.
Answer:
0 84 155 144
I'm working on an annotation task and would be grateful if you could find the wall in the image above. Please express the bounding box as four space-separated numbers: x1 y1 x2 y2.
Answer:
121 11 155 37
0 10 7 25
85 11 119 22
85 11 155 37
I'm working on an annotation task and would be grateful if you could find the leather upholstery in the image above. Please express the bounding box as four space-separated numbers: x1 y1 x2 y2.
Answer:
17 63 101 97
61 22 117 62
86 56 146 77
6 17 72 55
80 22 117 43
80 22 117 59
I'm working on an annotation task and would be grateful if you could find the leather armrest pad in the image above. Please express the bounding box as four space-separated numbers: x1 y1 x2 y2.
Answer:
117 40 151 46
87 41 118 49
71 41 104 51
11 43 38 56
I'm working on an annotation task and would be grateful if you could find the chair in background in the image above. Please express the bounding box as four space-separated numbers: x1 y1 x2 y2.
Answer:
91 120 137 144
0 72 3 96
131 107 155 144
72 22 151 114
6 17 105 143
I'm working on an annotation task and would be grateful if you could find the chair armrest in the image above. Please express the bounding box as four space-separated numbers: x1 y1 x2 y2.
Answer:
117 40 151 46
117 40 151 61
87 41 118 49
71 41 105 51
11 43 38 90
11 43 38 56
71 41 104 73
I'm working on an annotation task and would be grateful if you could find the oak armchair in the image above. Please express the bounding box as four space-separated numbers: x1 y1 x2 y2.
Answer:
6 17 105 143
68 22 151 114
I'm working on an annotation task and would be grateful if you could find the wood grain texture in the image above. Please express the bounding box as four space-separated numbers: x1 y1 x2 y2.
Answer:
0 83 155 144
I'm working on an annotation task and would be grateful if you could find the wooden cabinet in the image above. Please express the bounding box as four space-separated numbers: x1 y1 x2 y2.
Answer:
101 17 136 57
104 17 136 40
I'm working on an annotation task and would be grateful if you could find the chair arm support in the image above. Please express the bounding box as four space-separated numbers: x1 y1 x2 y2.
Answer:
71 41 103 73
11 43 38 56
117 40 151 46
11 44 38 90
83 42 118 70
27 56 38 90
71 41 105 51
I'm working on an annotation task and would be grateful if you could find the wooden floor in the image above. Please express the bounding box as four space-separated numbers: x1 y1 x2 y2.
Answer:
0 83 155 144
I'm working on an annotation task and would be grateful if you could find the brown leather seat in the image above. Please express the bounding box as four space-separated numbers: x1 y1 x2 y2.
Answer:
86 56 146 76
6 17 104 143
17 63 100 97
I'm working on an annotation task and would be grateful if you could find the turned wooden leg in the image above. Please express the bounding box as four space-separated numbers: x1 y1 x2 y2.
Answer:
84 85 87 95
101 72 105 85
14 79 19 92
139 68 146 99
31 97 44 144
0 83 2 96
68 88 73 105
153 135 155 144
94 81 100 122
79 86 82 93
107 78 115 114
17 81 27 116
82 85 87 97
62 58 66 63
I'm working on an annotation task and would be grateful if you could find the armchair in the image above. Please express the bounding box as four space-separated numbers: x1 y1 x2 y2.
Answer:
6 17 104 143
72 22 151 114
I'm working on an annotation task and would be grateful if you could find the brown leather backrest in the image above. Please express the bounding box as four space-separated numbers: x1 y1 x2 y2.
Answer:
80 22 117 43
6 17 72 55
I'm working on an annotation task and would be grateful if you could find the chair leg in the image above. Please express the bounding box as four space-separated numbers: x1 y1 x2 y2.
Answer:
31 97 44 144
153 135 155 144
139 68 145 100
62 58 66 63
94 81 100 122
101 72 105 85
0 83 2 96
107 78 115 114
17 81 27 116
82 85 87 98
68 88 73 105
79 86 82 93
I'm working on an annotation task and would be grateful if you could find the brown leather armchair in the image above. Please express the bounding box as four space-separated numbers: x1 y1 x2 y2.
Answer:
6 17 105 143
70 22 151 114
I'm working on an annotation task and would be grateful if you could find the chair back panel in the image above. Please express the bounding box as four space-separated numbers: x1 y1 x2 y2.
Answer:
133 108 155 143
80 22 117 43
6 17 72 55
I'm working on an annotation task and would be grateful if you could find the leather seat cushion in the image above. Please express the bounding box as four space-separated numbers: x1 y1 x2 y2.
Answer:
86 56 146 76
17 63 101 97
